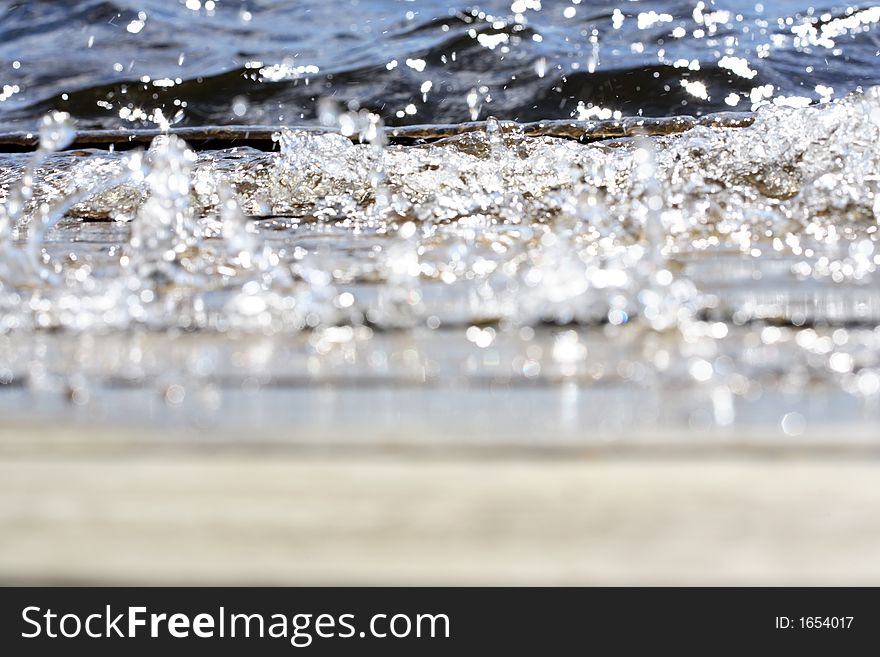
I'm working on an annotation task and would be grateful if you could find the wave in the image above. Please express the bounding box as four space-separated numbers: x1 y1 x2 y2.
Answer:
2 1 880 130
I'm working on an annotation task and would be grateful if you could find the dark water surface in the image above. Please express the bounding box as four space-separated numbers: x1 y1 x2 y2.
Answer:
2 0 880 131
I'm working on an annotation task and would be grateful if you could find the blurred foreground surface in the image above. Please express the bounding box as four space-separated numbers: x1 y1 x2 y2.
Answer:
2 420 880 584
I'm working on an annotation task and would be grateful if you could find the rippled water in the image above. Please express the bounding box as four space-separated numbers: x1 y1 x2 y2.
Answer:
3 1 880 130
0 2 879 437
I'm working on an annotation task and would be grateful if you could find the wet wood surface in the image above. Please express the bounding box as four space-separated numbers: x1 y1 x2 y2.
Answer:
0 112 754 152
1 422 878 585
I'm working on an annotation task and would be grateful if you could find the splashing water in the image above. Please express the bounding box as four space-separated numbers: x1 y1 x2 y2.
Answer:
0 88 879 434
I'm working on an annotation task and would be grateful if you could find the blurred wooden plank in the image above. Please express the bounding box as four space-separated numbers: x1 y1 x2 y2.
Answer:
0 416 878 458
2 451 879 585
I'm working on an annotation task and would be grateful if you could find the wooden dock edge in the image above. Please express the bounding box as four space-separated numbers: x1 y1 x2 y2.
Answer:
1 422 879 585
